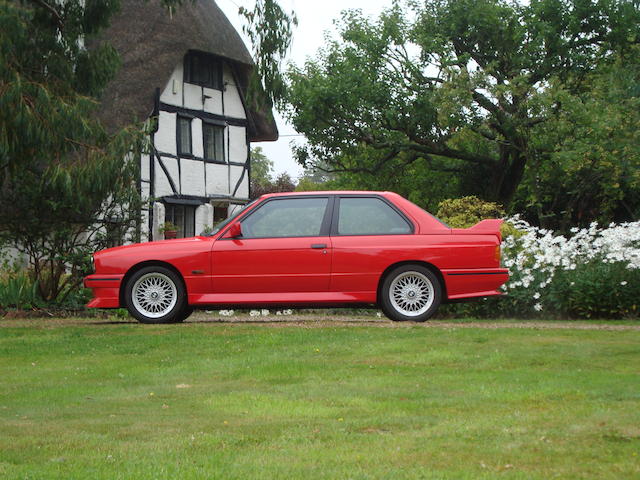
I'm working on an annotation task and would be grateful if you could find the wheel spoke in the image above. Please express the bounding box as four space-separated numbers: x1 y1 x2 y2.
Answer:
388 271 435 317
131 272 178 319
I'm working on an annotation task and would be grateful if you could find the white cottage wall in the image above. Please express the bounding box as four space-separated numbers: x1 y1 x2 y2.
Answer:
181 159 206 196
222 66 246 119
155 111 176 154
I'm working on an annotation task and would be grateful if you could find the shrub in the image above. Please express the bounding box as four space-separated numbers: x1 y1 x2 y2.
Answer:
549 261 640 318
0 270 42 310
436 196 505 228
435 196 520 238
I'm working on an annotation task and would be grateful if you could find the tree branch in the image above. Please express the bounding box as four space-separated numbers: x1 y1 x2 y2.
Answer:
28 0 64 29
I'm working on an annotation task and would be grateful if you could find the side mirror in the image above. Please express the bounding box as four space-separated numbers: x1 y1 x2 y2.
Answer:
228 223 242 238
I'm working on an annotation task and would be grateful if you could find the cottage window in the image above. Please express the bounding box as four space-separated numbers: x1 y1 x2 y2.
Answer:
203 123 225 162
214 206 228 223
177 116 192 156
165 204 196 238
184 51 223 90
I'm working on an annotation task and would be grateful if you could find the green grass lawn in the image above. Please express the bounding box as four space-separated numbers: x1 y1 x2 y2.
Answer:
1 319 639 479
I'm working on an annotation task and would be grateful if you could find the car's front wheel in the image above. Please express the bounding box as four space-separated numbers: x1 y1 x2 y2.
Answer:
124 266 187 324
380 265 442 322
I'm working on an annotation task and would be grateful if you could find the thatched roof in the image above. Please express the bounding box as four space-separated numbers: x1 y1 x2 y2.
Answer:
92 0 278 142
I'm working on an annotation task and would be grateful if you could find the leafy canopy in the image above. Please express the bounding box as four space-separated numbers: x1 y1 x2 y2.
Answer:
285 0 640 224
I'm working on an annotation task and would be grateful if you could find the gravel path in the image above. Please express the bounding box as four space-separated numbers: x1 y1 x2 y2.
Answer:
1 312 638 330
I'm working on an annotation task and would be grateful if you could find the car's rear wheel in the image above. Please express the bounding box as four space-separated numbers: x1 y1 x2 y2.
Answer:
124 266 187 324
175 306 194 323
380 264 442 322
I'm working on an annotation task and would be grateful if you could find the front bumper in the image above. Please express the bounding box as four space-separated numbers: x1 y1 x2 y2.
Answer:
84 274 124 308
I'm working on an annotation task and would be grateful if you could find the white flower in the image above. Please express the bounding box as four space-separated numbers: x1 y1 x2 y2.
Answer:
533 292 540 300
620 281 628 286
534 303 543 311
249 310 260 317
261 309 270 316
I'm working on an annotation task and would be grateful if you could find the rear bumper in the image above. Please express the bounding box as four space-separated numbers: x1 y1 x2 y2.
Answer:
442 268 510 300
84 274 123 309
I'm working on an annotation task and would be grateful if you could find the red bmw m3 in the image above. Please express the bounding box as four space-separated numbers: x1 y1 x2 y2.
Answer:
85 191 509 323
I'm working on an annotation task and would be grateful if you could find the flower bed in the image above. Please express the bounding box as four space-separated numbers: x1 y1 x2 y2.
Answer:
443 219 640 319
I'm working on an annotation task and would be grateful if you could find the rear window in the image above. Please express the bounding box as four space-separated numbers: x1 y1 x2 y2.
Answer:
337 197 412 235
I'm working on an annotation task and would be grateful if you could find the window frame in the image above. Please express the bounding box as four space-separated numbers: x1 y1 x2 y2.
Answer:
232 195 334 240
331 195 415 236
202 121 226 163
176 115 192 156
183 51 223 90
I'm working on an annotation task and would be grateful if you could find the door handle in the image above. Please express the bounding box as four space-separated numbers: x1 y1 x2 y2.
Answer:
311 243 327 249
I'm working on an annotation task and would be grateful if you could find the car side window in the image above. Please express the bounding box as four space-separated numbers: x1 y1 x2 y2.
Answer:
241 197 329 238
337 197 412 235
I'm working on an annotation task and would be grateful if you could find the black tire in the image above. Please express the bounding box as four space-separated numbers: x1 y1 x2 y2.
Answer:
174 306 194 323
124 266 187 324
379 264 442 322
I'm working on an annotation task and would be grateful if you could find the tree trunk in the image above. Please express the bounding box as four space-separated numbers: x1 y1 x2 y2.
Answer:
489 145 527 207
497 151 527 207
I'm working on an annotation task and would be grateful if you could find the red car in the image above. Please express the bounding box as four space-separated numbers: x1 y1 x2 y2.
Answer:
85 191 509 323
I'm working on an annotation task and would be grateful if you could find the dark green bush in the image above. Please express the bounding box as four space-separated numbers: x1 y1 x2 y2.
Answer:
548 261 640 318
436 196 505 228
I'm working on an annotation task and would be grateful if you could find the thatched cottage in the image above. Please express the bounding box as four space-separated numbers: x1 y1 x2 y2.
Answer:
96 0 278 241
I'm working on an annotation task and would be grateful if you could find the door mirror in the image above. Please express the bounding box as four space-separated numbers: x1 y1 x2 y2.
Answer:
228 222 242 238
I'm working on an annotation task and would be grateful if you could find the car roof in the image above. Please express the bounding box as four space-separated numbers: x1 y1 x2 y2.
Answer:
260 191 394 198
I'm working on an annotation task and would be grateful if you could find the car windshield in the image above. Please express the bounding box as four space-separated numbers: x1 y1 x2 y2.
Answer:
201 199 258 236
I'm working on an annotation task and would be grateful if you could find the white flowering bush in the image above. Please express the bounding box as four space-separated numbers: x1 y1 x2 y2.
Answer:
443 218 640 319
500 217 640 318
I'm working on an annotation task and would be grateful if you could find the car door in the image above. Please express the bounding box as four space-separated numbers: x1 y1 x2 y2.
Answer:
211 196 333 294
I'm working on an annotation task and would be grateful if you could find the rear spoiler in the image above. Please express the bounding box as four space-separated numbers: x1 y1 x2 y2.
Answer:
451 219 503 242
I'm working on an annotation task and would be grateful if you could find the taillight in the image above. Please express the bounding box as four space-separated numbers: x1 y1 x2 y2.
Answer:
494 244 501 264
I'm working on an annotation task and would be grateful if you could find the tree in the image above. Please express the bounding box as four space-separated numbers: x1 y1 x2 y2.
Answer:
250 146 275 193
238 0 297 109
0 0 145 301
286 0 640 217
249 147 296 198
516 50 640 227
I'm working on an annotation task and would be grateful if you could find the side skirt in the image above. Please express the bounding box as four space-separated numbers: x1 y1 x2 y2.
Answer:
188 291 377 306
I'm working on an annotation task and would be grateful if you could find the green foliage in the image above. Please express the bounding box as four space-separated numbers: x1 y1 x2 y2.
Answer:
436 196 505 228
285 0 640 226
548 262 640 319
0 270 42 310
518 50 640 228
159 222 179 233
295 176 326 192
249 147 275 191
238 0 297 109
